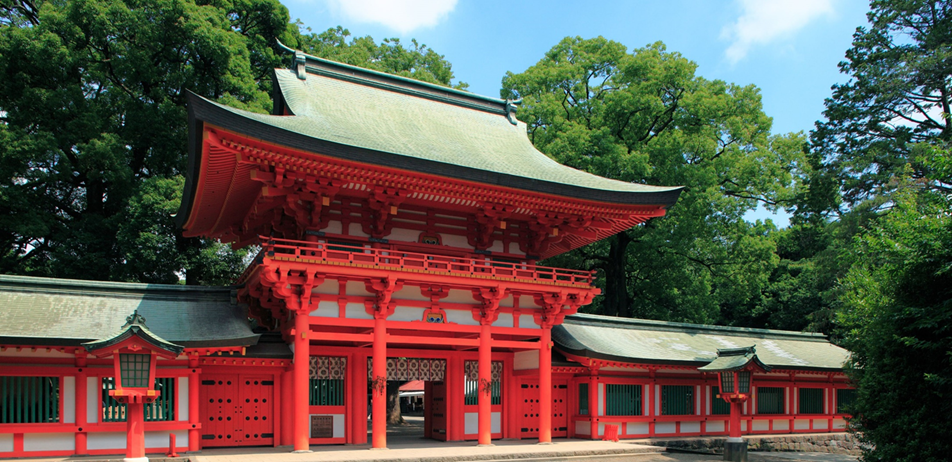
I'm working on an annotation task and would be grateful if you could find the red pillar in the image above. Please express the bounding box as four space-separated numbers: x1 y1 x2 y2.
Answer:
75 368 87 455
729 400 742 439
126 402 146 460
371 314 387 449
538 326 552 444
293 310 311 452
188 357 200 452
588 372 598 439
477 322 492 446
352 354 368 444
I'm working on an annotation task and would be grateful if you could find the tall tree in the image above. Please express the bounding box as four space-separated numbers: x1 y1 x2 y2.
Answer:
502 37 805 324
0 1 464 284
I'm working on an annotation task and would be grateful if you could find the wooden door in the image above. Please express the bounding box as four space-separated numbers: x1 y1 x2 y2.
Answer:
519 379 568 439
199 374 274 447
429 381 448 441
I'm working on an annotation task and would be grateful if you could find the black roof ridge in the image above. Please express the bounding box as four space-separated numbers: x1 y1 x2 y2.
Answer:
563 313 829 342
278 42 516 116
0 274 235 297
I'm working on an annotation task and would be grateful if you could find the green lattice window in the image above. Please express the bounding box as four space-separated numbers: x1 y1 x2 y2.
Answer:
119 354 151 388
757 387 785 414
836 388 856 414
0 376 60 423
711 386 731 415
799 388 824 414
661 385 694 416
102 377 175 422
606 384 642 416
310 379 345 406
464 379 501 405
578 383 589 415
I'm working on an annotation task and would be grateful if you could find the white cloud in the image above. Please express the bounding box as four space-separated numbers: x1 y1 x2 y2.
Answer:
325 0 457 35
721 0 835 64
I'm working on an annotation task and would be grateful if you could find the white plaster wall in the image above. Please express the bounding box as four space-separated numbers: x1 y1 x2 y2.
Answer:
513 351 538 370
388 227 419 243
0 349 74 358
832 418 846 430
87 376 99 423
488 241 505 253
752 420 770 431
492 412 501 433
88 432 126 450
0 434 12 452
655 422 676 434
814 419 828 430
23 433 74 452
794 419 810 430
741 420 748 431
345 281 373 296
443 289 477 304
441 234 469 249
655 385 660 416
63 376 75 424
313 279 340 295
644 385 649 417
445 309 478 326
773 419 790 431
145 430 187 448
695 386 701 415
345 303 373 320
576 420 591 435
393 286 430 302
495 312 514 328
178 377 189 421
464 412 477 434
681 421 700 433
389 306 426 322
598 383 604 416
348 223 370 237
627 422 649 435
311 300 339 318
706 421 725 433
498 295 514 308
323 221 343 234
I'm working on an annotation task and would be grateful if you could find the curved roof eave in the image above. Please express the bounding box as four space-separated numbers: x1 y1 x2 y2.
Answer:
176 92 683 229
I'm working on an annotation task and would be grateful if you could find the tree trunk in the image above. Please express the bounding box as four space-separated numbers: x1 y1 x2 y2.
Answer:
386 381 404 425
603 232 632 318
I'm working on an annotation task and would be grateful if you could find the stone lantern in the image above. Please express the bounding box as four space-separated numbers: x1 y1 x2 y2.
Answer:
84 311 183 462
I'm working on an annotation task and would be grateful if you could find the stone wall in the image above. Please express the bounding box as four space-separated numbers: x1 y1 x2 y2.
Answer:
638 433 861 456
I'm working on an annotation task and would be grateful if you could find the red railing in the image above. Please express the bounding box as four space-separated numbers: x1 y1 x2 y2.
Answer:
258 237 595 287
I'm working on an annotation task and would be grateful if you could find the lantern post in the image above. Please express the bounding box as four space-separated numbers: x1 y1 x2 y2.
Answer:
84 311 184 462
699 347 771 462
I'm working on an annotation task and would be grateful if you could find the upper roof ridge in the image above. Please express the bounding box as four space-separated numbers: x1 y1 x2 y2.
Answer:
277 40 520 120
563 312 829 341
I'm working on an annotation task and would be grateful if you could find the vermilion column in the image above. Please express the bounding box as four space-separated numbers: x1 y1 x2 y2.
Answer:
75 367 87 455
188 356 200 452
477 321 492 446
729 400 742 439
538 325 552 444
293 310 311 452
588 372 598 438
126 402 146 460
372 314 387 449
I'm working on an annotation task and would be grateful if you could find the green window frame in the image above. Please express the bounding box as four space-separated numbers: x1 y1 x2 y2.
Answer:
0 376 60 424
757 387 785 414
836 388 855 414
309 379 345 406
711 386 731 415
799 388 824 414
464 379 501 405
578 383 589 415
661 385 694 416
118 353 151 388
102 377 175 422
606 383 642 416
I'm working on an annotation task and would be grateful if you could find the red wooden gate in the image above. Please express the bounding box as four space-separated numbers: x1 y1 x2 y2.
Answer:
519 379 568 439
428 380 448 441
200 374 274 447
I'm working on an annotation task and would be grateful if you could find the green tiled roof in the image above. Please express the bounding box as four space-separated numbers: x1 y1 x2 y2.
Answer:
83 311 185 356
184 51 681 207
554 313 849 371
697 347 771 372
0 275 258 348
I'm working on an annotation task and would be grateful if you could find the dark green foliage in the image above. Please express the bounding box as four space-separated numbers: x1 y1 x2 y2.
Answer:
502 37 806 324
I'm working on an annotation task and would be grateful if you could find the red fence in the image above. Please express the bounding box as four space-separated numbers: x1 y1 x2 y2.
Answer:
258 237 595 287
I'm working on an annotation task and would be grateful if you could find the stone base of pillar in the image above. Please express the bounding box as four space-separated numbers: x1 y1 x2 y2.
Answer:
724 440 748 462
477 443 495 447
291 449 313 454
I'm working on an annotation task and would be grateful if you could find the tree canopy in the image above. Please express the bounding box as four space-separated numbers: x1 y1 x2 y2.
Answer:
502 37 807 325
0 0 463 284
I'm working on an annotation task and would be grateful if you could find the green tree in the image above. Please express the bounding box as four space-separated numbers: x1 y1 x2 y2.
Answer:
0 1 463 284
502 37 805 323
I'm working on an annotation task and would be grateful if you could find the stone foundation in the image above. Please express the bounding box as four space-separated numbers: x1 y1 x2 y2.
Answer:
636 433 861 455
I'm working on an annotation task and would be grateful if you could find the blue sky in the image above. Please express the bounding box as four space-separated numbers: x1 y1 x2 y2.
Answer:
283 0 872 227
